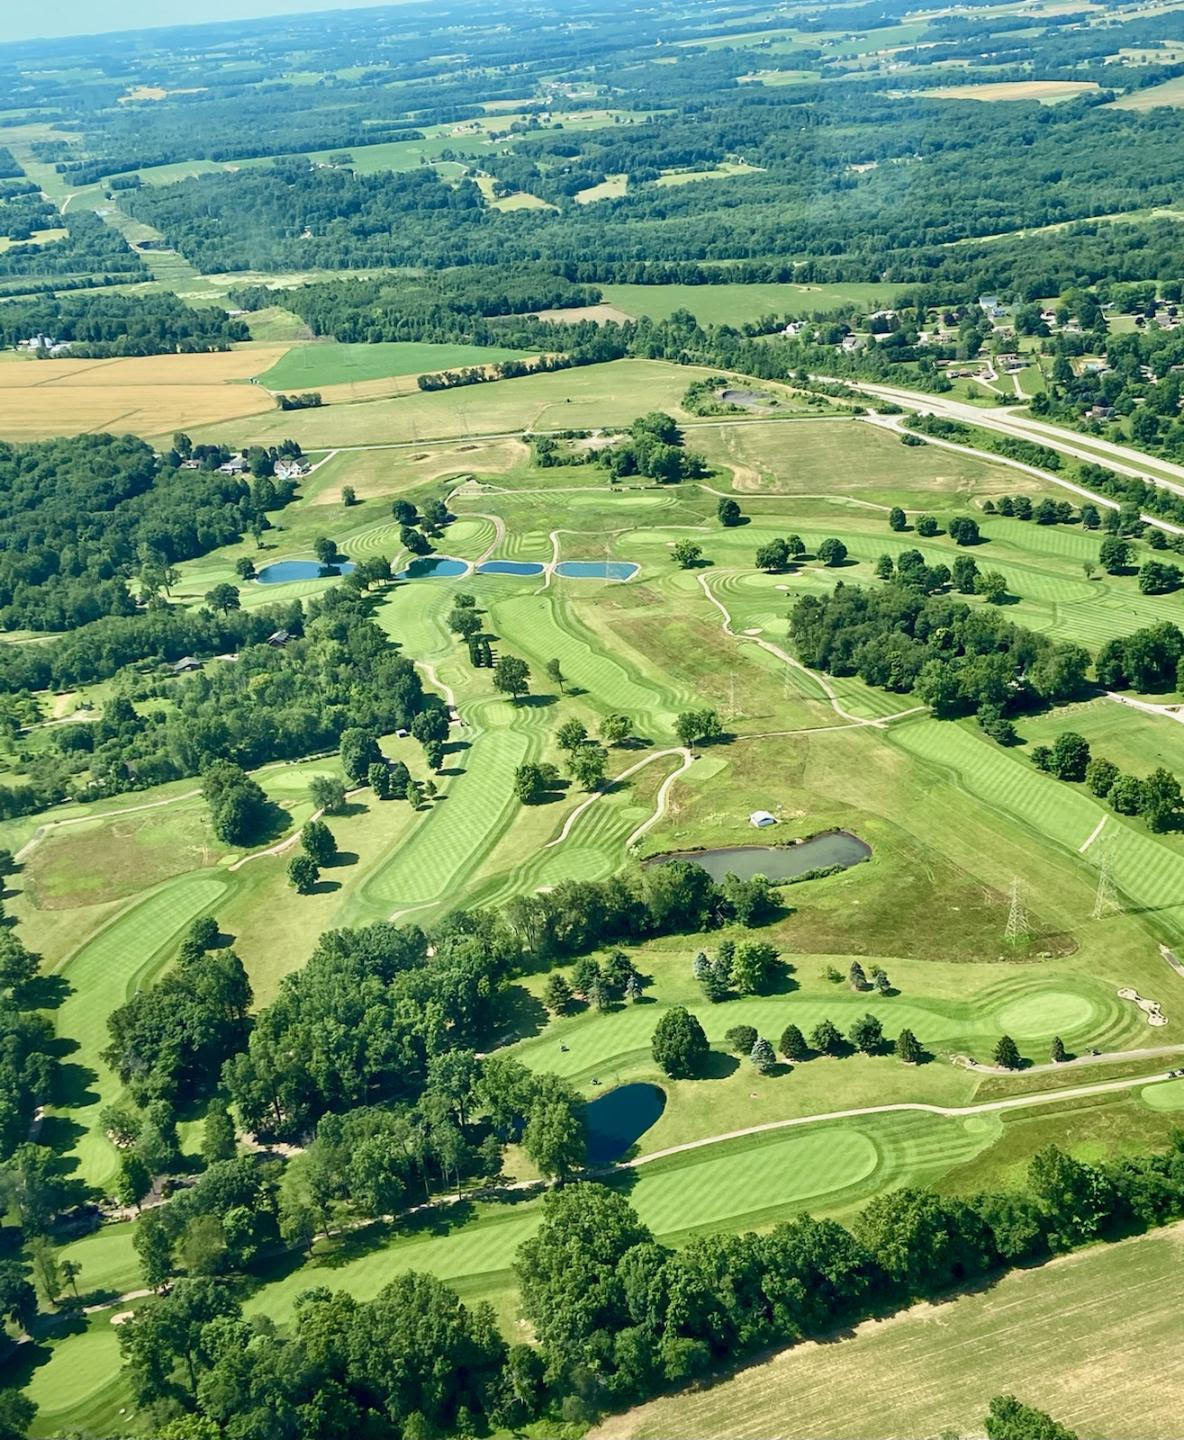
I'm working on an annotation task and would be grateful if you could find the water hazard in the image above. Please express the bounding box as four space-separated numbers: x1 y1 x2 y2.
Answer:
649 830 872 882
584 1083 667 1165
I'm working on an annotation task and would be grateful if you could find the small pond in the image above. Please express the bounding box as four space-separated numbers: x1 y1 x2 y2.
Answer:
476 560 546 577
649 829 872 882
721 387 776 409
584 1082 666 1165
256 559 356 584
555 560 640 581
396 556 469 580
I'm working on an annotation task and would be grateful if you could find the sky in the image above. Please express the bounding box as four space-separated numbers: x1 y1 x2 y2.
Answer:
0 0 401 44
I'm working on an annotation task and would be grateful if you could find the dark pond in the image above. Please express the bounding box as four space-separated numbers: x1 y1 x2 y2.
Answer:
721 387 776 408
477 560 546 576
554 560 639 581
650 829 872 882
584 1082 666 1165
256 559 357 584
396 556 469 579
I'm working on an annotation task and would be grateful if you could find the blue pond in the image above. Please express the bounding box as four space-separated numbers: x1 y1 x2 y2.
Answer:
256 559 356 584
396 556 469 580
476 560 546 577
584 1082 666 1165
554 560 639 581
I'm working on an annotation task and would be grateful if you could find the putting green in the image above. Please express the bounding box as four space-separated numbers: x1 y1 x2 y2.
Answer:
1142 1078 1184 1110
994 990 1096 1035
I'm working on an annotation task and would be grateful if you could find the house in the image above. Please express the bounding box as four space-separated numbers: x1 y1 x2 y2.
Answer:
170 656 203 674
749 810 777 828
978 295 1007 320
274 458 307 481
1088 404 1116 420
781 321 803 338
266 629 291 647
218 455 249 476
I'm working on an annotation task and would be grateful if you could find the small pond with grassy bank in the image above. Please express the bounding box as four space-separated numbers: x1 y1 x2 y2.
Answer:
257 559 357 584
646 829 872 882
584 1082 667 1164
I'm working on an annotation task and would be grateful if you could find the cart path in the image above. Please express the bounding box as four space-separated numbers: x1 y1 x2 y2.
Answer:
629 1065 1183 1170
694 570 924 729
544 747 692 851
74 1064 1183 1321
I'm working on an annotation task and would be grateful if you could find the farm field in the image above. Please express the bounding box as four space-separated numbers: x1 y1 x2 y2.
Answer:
601 282 902 324
1111 73 1184 107
926 80 1103 102
592 1222 1184 1440
0 346 287 440
255 340 532 391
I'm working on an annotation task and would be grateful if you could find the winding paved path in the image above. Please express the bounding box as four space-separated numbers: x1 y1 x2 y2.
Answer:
694 571 923 729
543 747 693 851
628 1065 1184 1170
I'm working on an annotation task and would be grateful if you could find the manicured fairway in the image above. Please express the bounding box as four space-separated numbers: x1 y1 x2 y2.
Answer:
55 874 228 1187
592 1222 1184 1440
890 719 1184 941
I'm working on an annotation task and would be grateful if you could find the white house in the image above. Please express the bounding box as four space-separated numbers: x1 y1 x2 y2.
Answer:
749 810 777 828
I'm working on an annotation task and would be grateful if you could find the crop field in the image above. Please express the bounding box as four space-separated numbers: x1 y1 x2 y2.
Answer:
593 1222 1184 1440
0 346 287 441
928 80 1103 103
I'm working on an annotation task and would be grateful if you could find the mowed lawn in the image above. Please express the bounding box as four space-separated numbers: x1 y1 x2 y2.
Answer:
601 281 901 324
256 340 532 391
592 1223 1184 1440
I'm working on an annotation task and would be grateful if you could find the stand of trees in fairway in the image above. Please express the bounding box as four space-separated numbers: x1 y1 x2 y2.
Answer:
788 580 1090 718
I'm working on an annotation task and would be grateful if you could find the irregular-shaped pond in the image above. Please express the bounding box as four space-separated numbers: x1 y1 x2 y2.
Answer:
256 559 357 584
584 1082 667 1165
648 830 871 882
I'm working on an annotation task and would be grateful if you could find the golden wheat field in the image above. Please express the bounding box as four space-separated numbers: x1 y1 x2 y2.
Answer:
0 346 288 441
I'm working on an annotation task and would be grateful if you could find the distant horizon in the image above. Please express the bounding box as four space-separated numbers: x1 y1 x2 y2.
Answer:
0 0 410 45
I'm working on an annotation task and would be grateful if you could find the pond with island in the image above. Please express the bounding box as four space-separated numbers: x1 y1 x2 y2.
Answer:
584 1082 667 1165
648 829 871 882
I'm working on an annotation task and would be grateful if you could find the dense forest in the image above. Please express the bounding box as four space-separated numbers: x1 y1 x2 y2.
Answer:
0 433 296 634
0 291 247 354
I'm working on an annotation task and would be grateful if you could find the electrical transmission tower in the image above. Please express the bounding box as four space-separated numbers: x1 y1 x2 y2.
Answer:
1091 833 1121 920
1004 877 1030 947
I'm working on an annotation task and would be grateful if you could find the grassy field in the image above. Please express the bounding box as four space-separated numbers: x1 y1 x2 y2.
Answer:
182 358 721 449
601 282 901 324
592 1222 1184 1440
256 341 532 392
1111 74 1184 109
